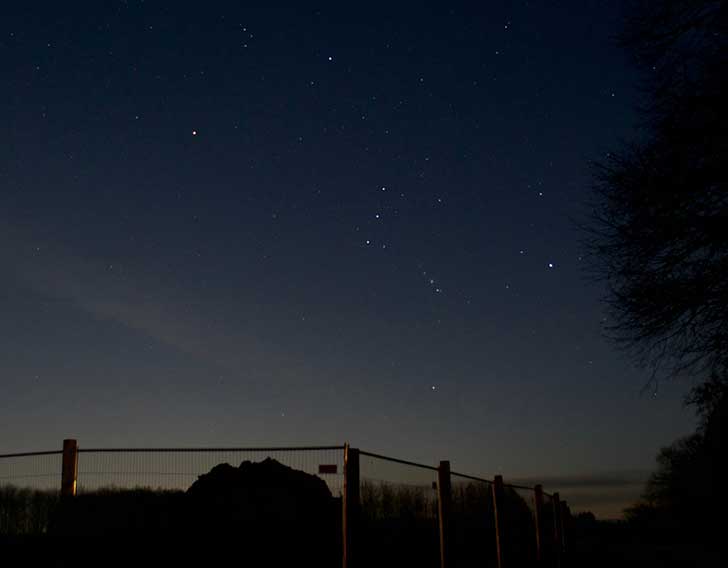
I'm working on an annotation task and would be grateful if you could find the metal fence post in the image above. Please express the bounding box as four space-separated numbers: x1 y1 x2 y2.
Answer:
437 460 452 568
534 484 545 564
61 438 78 497
552 492 562 568
343 443 360 568
493 475 506 568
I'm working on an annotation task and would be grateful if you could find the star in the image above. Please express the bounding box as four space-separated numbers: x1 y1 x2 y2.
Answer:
192 130 198 136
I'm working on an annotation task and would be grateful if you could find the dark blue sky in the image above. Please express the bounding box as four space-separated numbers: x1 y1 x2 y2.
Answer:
1 2 694 517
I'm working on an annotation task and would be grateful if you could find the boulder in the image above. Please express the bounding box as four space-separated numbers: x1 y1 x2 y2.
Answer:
182 457 340 565
185 457 335 528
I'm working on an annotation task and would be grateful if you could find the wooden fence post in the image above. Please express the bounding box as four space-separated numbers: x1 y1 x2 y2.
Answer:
343 443 360 568
552 492 562 568
437 460 452 568
493 475 506 568
534 484 545 564
61 438 78 497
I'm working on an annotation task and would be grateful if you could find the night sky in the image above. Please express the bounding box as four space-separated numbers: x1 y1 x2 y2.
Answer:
2 2 695 517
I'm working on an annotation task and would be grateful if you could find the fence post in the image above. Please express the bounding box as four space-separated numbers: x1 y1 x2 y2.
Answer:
493 474 506 568
534 484 545 564
552 492 562 568
343 443 360 568
437 460 452 568
61 438 78 497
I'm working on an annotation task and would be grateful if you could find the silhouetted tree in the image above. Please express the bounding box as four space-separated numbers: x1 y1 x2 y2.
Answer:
625 371 727 560
590 7 727 555
585 0 728 383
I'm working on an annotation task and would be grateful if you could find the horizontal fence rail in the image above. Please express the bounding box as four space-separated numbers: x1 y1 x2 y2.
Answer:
1 440 571 568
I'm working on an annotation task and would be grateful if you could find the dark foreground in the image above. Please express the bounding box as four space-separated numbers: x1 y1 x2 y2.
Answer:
2 520 720 568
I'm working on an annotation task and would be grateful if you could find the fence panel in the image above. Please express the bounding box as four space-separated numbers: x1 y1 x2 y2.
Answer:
69 447 344 567
541 492 559 566
0 452 62 535
451 472 497 567
76 446 344 496
359 451 440 568
504 484 539 566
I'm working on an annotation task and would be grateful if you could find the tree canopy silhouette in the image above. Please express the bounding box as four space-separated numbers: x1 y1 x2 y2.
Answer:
586 0 728 382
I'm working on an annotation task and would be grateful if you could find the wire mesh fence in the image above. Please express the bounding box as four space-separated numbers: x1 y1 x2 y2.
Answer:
1 447 344 537
450 472 496 567
76 446 345 496
359 450 440 568
0 452 63 534
1 442 571 568
503 484 539 566
0 452 63 491
541 492 559 563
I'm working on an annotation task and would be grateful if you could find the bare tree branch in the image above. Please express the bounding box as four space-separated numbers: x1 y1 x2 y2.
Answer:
584 0 728 383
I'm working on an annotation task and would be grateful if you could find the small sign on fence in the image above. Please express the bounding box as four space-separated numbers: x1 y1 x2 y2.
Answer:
318 464 338 474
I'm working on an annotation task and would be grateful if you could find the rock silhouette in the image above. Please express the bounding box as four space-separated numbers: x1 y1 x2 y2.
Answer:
182 457 340 566
186 457 334 528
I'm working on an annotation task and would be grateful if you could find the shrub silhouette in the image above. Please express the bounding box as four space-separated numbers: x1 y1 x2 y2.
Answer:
0 486 59 535
359 480 440 567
